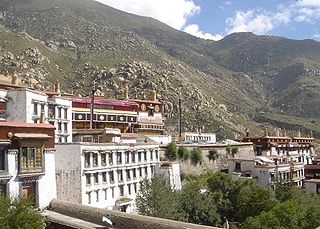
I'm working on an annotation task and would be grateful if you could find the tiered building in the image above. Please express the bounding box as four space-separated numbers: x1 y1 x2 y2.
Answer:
229 133 315 189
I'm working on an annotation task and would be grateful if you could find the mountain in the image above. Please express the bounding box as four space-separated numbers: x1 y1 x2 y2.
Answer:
0 0 320 139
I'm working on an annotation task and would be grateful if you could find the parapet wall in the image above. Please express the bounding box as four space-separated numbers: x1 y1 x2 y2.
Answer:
49 199 221 229
160 142 255 175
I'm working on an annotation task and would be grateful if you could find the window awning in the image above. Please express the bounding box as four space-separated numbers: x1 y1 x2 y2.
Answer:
14 133 51 139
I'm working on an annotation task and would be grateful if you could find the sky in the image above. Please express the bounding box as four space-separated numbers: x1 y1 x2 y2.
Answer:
95 0 320 41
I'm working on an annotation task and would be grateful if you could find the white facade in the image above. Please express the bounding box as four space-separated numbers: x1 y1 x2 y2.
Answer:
4 88 72 143
55 143 160 213
181 132 216 143
0 143 56 209
229 157 305 189
155 162 182 190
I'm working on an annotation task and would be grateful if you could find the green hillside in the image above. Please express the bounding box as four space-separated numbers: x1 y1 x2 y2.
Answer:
0 0 320 139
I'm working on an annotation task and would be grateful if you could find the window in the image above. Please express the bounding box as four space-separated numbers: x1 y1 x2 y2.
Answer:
94 173 99 184
101 153 106 166
138 152 142 162
125 151 130 164
144 167 148 177
148 108 154 117
104 189 107 200
86 174 91 186
64 137 68 142
48 105 55 118
102 172 107 183
117 152 122 165
19 146 42 172
64 123 68 133
144 151 147 161
256 147 262 156
118 170 123 182
109 171 114 183
64 108 68 119
83 136 92 143
151 166 154 175
87 192 91 204
128 184 131 195
41 104 45 113
119 185 124 196
33 103 38 115
93 153 98 167
150 151 153 161
126 169 130 181
133 169 136 179
96 190 99 202
139 167 142 177
58 107 62 118
155 150 159 160
235 162 241 172
133 183 137 194
111 187 115 198
109 152 113 165
131 152 136 163
84 153 90 167
0 146 6 170
58 123 62 132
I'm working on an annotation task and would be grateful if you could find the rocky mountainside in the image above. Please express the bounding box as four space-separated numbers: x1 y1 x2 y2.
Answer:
0 0 320 139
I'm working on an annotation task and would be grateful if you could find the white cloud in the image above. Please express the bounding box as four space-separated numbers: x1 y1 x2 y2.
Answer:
294 0 320 22
226 9 291 34
183 24 223 40
95 0 200 30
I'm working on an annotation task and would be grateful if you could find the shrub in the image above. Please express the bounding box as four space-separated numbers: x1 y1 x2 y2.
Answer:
165 141 178 161
231 147 239 155
178 146 190 161
208 149 219 161
191 148 203 165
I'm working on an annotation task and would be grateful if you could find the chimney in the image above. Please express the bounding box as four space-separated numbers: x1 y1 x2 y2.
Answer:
152 90 157 101
264 127 268 136
124 85 129 100
11 74 18 85
298 130 301 137
55 81 61 94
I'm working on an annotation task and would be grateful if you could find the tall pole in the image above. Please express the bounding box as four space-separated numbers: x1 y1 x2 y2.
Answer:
179 95 182 139
90 81 96 129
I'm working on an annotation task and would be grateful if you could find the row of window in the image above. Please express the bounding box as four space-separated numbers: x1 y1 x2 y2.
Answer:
85 167 154 186
86 182 140 204
33 102 68 119
84 150 158 168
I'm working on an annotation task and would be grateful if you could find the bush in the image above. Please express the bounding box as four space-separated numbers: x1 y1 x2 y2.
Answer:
178 146 190 161
165 142 178 161
208 150 219 161
190 148 203 165
231 147 239 155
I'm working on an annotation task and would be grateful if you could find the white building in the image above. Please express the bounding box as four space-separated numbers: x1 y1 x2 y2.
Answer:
1 86 72 143
180 132 216 143
0 122 57 209
155 161 181 190
55 142 160 213
229 156 305 189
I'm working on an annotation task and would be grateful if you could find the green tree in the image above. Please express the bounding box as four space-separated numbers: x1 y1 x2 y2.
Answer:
0 197 44 229
180 182 221 226
136 178 186 221
190 148 203 165
177 146 190 161
165 142 178 161
231 147 239 155
208 150 219 161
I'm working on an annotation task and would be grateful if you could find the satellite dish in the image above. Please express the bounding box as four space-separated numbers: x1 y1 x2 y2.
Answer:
102 216 113 226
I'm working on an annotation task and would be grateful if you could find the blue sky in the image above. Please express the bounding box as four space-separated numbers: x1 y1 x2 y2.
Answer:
96 0 320 41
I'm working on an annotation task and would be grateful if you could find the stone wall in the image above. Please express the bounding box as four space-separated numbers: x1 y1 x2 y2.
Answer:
49 199 221 229
160 142 254 175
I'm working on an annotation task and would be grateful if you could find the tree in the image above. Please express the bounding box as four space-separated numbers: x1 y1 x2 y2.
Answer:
180 182 221 226
177 146 190 161
136 178 186 221
208 150 219 161
232 179 278 223
0 197 44 229
190 148 203 165
231 147 239 155
165 142 178 161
